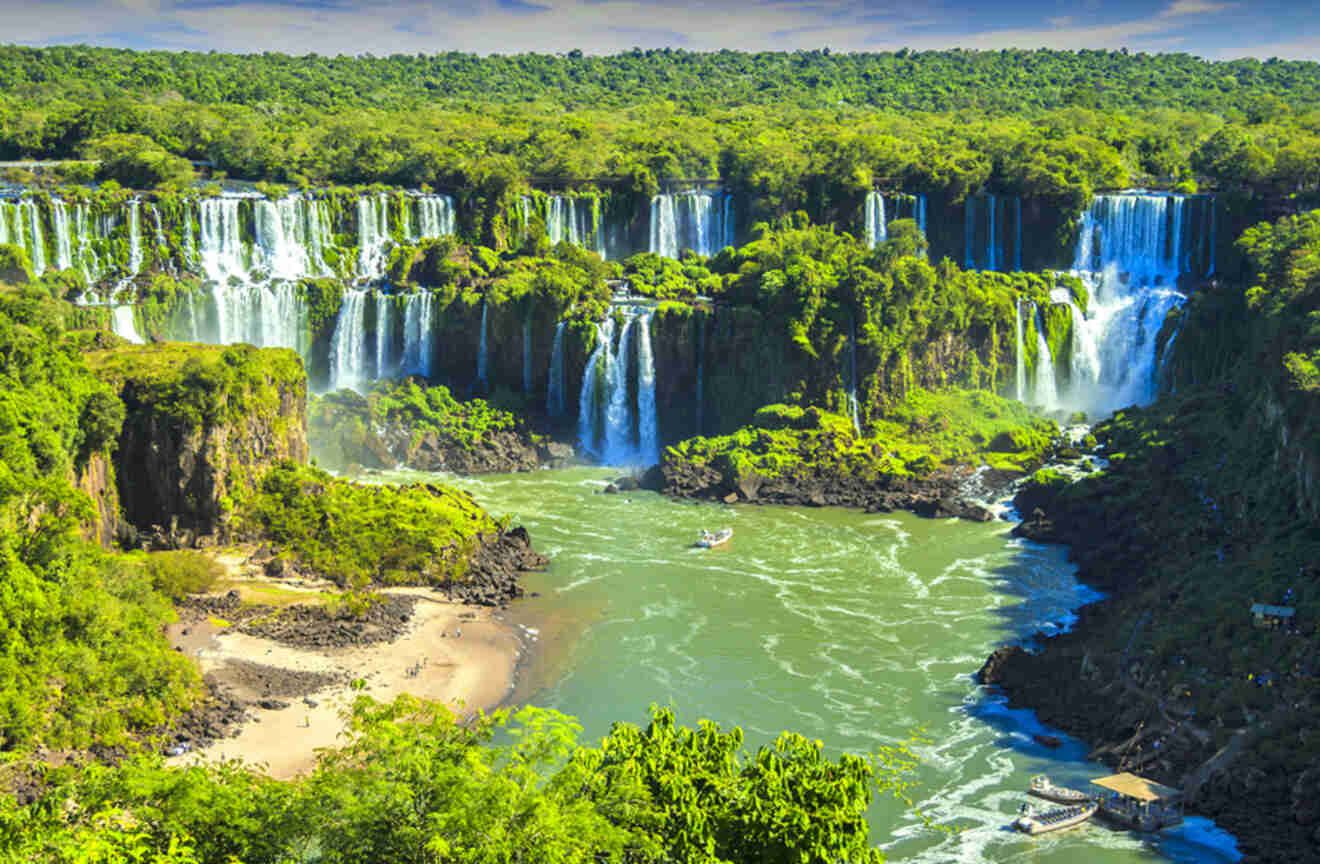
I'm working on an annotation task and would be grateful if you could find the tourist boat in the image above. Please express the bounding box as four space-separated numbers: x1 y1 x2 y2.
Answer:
1012 800 1098 835
696 528 733 548
1029 774 1093 804
1091 773 1184 831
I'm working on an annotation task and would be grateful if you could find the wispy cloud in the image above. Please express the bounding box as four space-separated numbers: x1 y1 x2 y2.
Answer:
0 0 1308 59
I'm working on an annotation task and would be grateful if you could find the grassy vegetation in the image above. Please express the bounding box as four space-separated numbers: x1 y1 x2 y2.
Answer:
84 342 305 429
667 388 1056 489
236 461 499 590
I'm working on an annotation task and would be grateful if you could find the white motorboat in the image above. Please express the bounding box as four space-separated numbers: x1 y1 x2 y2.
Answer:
696 527 732 548
1012 800 1097 836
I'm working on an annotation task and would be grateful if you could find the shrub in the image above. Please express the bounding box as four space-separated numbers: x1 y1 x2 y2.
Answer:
145 550 224 600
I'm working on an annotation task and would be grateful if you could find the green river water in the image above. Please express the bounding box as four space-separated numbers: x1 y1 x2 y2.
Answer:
386 466 1240 863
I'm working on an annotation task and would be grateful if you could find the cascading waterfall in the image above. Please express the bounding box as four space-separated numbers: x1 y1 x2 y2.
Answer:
329 289 368 391
1064 192 1205 414
1031 304 1057 405
112 306 144 344
864 192 887 248
636 314 659 466
199 197 248 281
1014 299 1026 402
547 321 566 417
126 200 143 276
577 318 615 457
846 317 861 436
50 201 73 272
476 301 488 390
540 195 605 257
1158 327 1180 394
413 195 456 240
375 292 394 379
602 315 639 465
649 191 733 258
401 291 434 377
356 194 390 279
0 200 49 276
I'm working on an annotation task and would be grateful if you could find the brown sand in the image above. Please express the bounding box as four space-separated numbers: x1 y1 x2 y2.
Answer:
171 588 522 780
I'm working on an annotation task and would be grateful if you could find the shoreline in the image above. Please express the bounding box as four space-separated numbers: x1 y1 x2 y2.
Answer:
169 585 526 780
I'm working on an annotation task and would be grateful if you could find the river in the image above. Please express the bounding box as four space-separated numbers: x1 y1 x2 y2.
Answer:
383 466 1241 863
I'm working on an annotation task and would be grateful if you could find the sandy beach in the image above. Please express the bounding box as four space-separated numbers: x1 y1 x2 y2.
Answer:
168 565 525 779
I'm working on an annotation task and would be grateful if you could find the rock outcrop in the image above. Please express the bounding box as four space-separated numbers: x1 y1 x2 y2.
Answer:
86 343 308 540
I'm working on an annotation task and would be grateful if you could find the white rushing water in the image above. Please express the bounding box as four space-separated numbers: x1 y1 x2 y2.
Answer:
636 313 659 466
402 291 433 377
51 200 73 272
1032 304 1057 406
577 317 615 458
864 192 888 247
0 200 47 276
1060 192 1204 415
539 195 606 257
413 194 456 240
375 292 394 379
650 191 734 258
126 199 142 276
547 321 566 417
111 306 144 344
329 289 368 391
577 309 661 466
357 194 390 280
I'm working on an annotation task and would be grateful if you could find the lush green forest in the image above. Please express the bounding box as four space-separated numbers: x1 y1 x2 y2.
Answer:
2 46 1319 226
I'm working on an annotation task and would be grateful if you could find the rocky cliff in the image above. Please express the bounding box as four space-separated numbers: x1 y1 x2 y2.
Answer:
85 342 308 541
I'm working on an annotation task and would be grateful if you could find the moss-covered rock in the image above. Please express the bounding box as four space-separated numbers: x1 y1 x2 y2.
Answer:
85 342 309 537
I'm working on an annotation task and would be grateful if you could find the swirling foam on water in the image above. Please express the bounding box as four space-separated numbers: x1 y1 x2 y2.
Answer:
372 467 1239 863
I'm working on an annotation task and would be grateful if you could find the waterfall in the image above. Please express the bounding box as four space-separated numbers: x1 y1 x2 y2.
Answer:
211 281 303 350
199 197 247 282
846 317 861 436
577 318 615 457
1032 304 1057 406
329 289 368 391
650 191 733 258
650 195 678 259
375 292 394 379
636 314 659 465
1014 299 1026 402
0 200 46 276
476 301 488 390
1065 192 1202 415
126 200 143 276
522 315 533 394
112 306 144 344
402 292 433 377
180 200 197 272
547 321 566 417
414 195 456 239
695 314 706 436
357 194 389 279
603 315 637 464
542 195 606 257
864 192 887 248
50 200 73 272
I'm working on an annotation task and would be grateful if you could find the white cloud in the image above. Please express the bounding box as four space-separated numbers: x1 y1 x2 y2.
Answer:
0 0 1290 58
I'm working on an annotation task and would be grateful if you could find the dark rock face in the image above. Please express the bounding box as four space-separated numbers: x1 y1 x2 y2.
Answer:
450 525 549 608
658 455 1010 524
110 355 309 539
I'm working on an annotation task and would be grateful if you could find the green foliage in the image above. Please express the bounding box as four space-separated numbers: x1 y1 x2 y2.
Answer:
84 133 196 189
672 388 1055 488
0 243 33 285
237 461 497 588
143 550 224 601
0 292 201 751
84 342 305 429
4 696 925 863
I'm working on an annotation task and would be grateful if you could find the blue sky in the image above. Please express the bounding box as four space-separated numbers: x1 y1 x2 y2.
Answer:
3 0 1316 60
